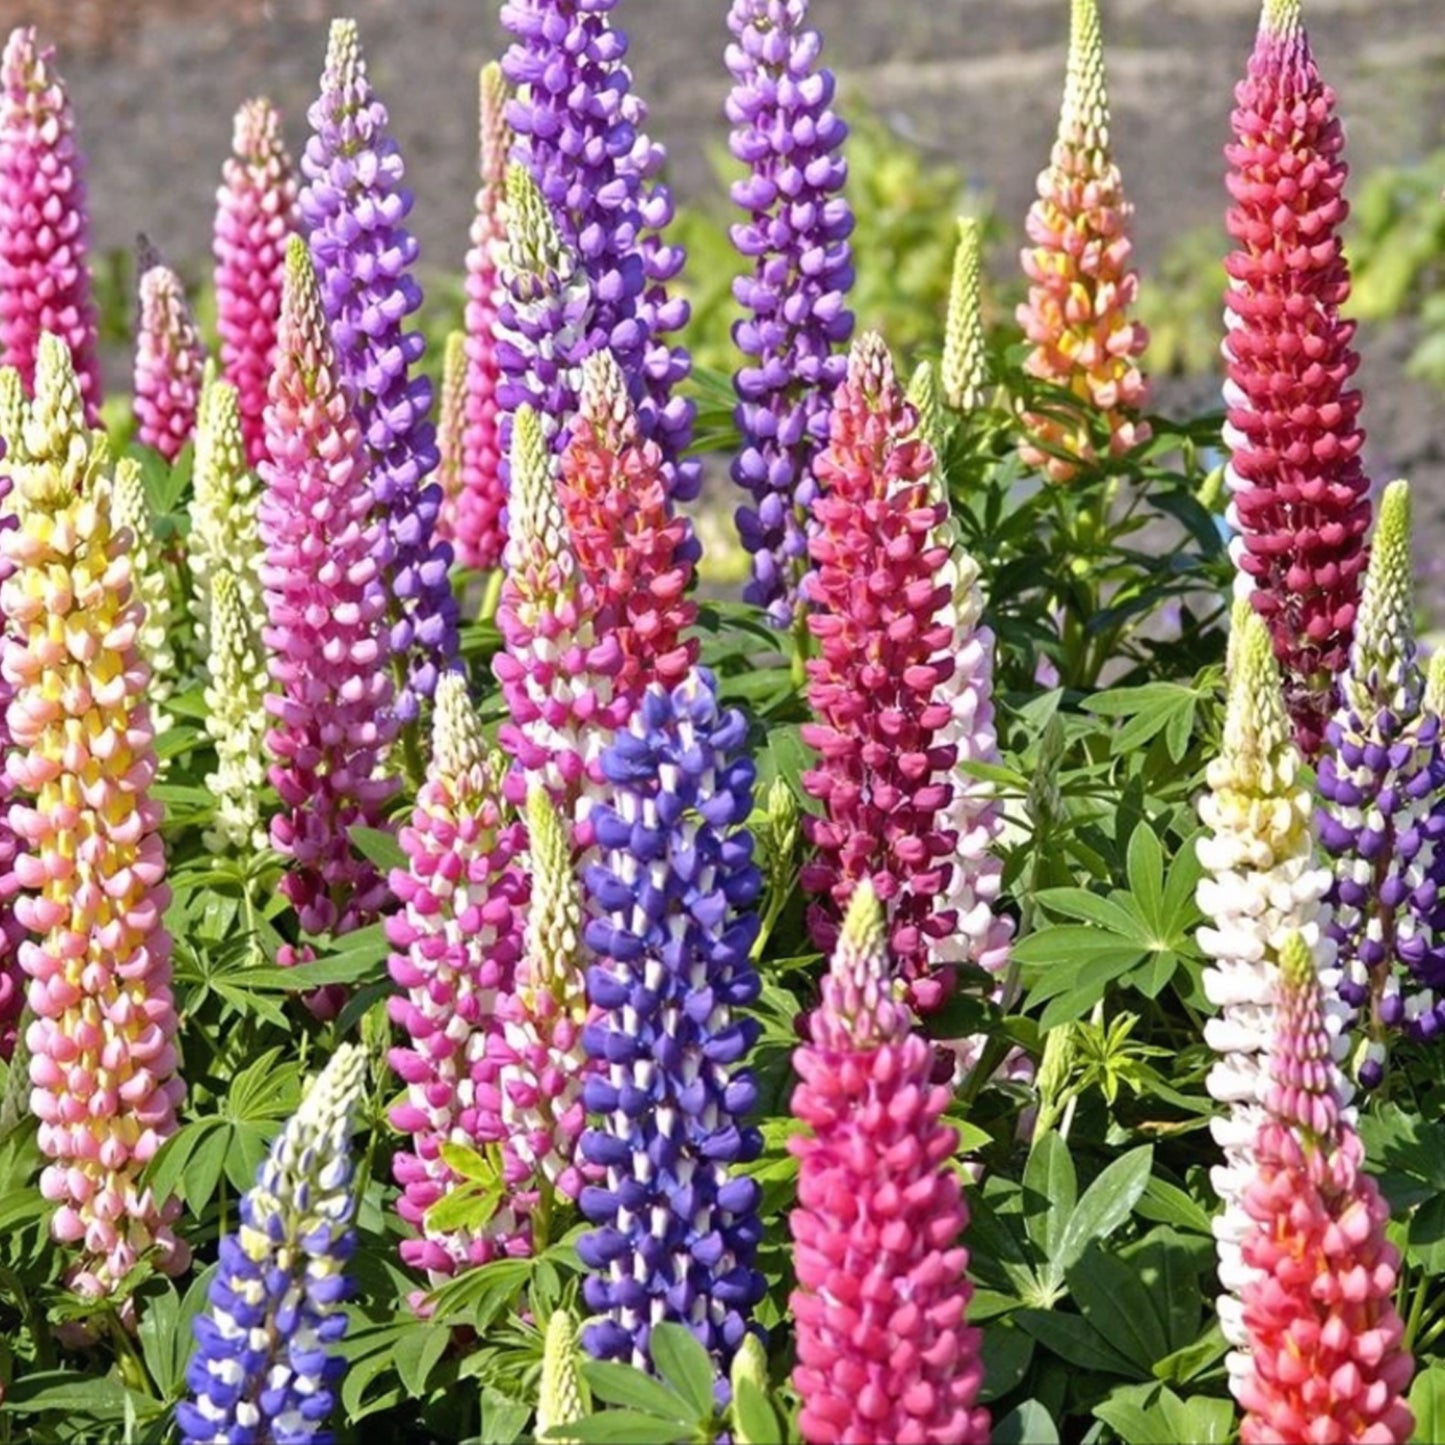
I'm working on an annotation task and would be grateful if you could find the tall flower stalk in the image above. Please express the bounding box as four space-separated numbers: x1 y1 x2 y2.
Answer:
258 237 398 949
578 670 765 1375
942 217 989 415
176 1044 369 1445
1316 480 1445 1080
800 332 958 1011
112 456 176 739
213 97 299 469
434 331 469 561
0 28 100 423
301 18 457 724
1222 0 1369 757
1016 0 1148 483
725 0 854 625
387 674 531 1280
789 882 989 1445
1197 601 1340 1351
2 334 185 1295
501 0 696 501
1229 932 1414 1442
132 264 206 463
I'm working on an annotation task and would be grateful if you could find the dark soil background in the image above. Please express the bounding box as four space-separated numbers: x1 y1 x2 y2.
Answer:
4 0 1444 613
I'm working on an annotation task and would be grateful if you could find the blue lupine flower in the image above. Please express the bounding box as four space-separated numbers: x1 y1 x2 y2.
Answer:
176 1045 368 1445
577 669 766 1379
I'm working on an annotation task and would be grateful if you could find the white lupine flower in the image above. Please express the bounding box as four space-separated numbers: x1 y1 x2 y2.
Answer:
202 567 269 852
113 454 177 736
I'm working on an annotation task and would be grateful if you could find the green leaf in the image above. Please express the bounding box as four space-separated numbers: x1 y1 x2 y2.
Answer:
649 1321 718 1421
393 1322 452 1398
1410 1362 1445 1444
580 1360 696 1424
1124 825 1165 933
349 824 407 874
1065 1247 1166 1378
183 1122 233 1214
1136 1177 1212 1236
1053 1146 1154 1274
1152 1323 1228 1388
1033 888 1149 940
1014 1309 1141 1376
992 1399 1061 1445
1022 1132 1076 1264
731 1375 782 1445
547 1413 690 1445
979 1323 1035 1404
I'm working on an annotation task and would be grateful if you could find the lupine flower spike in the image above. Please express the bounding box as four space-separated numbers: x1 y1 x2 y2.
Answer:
560 349 699 712
0 366 25 1060
2 334 185 1294
259 237 398 961
492 785 593 1207
579 670 766 1374
1017 0 1149 483
301 18 457 723
434 332 469 558
1317 480 1445 1077
176 1044 369 1445
1223 0 1369 757
1197 600 1342 1350
537 1308 591 1444
386 672 531 1281
501 0 696 501
452 62 511 573
942 218 990 414
132 264 205 463
202 569 270 855
0 29 101 422
726 0 855 625
1230 931 1414 1443
112 456 176 738
492 402 625 828
189 374 264 654
789 882 989 1445
213 97 299 468
801 332 959 1011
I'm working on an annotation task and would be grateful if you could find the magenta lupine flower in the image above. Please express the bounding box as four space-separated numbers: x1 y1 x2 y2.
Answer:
387 673 532 1281
451 61 511 573
493 402 626 832
259 237 399 960
800 333 958 1012
1223 0 1370 758
500 0 697 502
3 335 186 1296
0 28 101 423
726 0 855 625
132 265 206 464
789 883 989 1445
213 97 299 470
301 19 457 724
1229 932 1414 1442
0 419 22 1061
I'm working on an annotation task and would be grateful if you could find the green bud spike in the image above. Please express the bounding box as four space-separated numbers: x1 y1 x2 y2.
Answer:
523 785 583 1001
507 404 572 572
0 365 26 468
729 1334 772 1445
537 1309 590 1443
505 162 572 288
436 330 468 496
942 218 989 413
1061 0 1110 151
1220 600 1294 790
431 671 489 782
1426 648 1445 718
578 346 639 450
1345 480 1415 712
906 359 946 463
479 61 511 189
1262 0 1303 39
846 331 896 404
1277 929 1315 995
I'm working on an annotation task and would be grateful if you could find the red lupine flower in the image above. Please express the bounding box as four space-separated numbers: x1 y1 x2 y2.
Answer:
1222 0 1370 757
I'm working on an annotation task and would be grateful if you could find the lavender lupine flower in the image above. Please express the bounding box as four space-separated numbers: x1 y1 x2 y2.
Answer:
501 0 696 502
386 673 532 1280
0 28 101 423
300 18 457 724
578 669 765 1375
1316 480 1445 1079
725 0 855 626
132 264 206 463
176 1044 368 1445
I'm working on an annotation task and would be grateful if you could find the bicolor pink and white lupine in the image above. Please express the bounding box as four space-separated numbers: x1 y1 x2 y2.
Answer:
2 335 185 1296
387 673 531 1280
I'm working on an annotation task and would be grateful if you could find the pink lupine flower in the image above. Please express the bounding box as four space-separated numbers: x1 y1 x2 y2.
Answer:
0 28 101 423
0 389 25 1061
259 237 398 965
450 61 510 573
214 97 300 468
387 673 531 1281
492 403 626 833
789 882 989 1445
800 332 959 1012
1230 931 1414 1443
1222 0 1370 758
558 349 699 712
2 334 185 1295
132 265 206 463
1016 0 1149 483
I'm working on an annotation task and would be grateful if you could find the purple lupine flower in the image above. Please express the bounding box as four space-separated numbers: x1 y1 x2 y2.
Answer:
500 0 697 502
726 0 855 626
300 18 458 725
578 668 765 1375
1316 480 1445 1082
176 1045 367 1445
